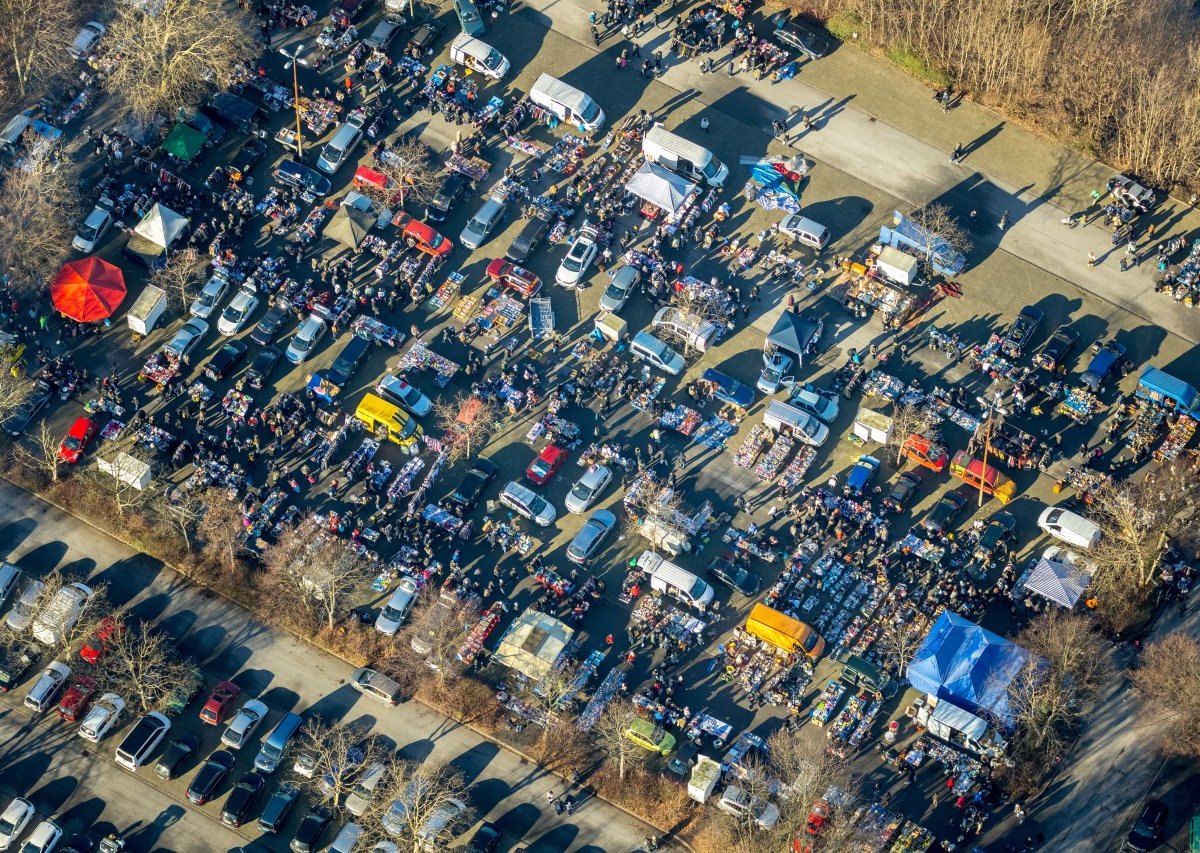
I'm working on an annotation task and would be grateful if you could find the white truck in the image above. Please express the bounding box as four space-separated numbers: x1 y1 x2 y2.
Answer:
127 285 168 337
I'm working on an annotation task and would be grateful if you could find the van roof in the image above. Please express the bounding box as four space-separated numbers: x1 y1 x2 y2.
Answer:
645 124 712 166
532 73 590 111
356 392 404 419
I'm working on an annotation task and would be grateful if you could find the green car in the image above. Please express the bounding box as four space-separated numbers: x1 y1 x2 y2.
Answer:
164 664 203 716
625 718 677 755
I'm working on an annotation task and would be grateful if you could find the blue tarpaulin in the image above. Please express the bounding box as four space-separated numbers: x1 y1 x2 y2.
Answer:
744 162 804 213
880 210 966 276
906 611 1030 725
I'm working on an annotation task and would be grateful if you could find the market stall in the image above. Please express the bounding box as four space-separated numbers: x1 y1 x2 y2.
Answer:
397 341 459 387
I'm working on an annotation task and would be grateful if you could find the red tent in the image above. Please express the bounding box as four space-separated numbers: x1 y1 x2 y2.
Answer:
50 257 127 323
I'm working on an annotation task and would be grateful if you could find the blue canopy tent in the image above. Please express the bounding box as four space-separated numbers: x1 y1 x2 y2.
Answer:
907 611 1030 726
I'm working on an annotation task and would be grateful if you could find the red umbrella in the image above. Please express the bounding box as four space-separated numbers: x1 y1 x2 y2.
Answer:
50 257 127 323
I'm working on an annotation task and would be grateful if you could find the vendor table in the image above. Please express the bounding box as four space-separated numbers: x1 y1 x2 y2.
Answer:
427 271 463 311
420 503 471 538
897 533 944 563
755 434 794 481
828 691 868 743
810 679 847 726
692 415 738 450
456 603 502 664
1058 387 1101 423
351 316 406 348
778 445 816 492
397 341 459 387
1156 415 1196 461
733 423 770 469
659 404 701 436
577 665 625 730
685 713 733 746
445 153 489 182
891 821 935 853
862 371 905 401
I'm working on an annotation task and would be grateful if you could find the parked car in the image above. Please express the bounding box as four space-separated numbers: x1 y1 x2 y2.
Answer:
486 258 541 298
443 457 497 513
187 749 237 805
525 444 567 486
16 820 59 853
273 160 332 197
718 785 780 829
79 615 121 664
406 19 444 55
0 643 36 692
394 213 453 257
565 509 616 566
1037 506 1102 549
58 417 98 463
163 318 210 359
345 762 389 817
564 464 612 513
974 511 1016 562
221 699 270 749
375 577 419 635
199 680 241 725
24 661 71 713
499 481 556 527
251 304 290 345
507 208 553 262
555 225 599 286
4 578 45 633
629 331 686 375
350 667 403 706
221 772 266 827
114 711 171 770
1125 799 1168 852
72 200 114 253
425 174 465 223
258 782 300 834
68 21 106 60
705 555 760 597
465 823 502 853
599 265 641 312
190 272 232 320
285 314 327 364
1081 340 1131 392
32 582 93 646
0 798 34 851
56 675 98 722
363 19 402 50
844 455 880 496
459 198 507 249
921 490 968 537
165 666 204 716
246 346 282 390
882 471 922 513
999 306 1044 359
3 384 52 437
769 13 831 58
788 384 839 423
326 335 372 388
624 718 676 754
1034 324 1080 373
217 284 260 336
154 733 201 780
204 340 249 381
289 805 334 853
702 368 755 409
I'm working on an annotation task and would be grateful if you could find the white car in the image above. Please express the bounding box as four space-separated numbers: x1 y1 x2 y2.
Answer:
216 283 260 336
375 577 419 636
630 331 686 375
220 698 269 749
68 21 105 60
1036 506 1102 549
0 798 34 851
717 785 780 830
163 318 210 359
4 579 45 633
788 385 839 423
72 201 114 253
376 374 432 417
499 481 556 527
285 313 327 364
189 272 231 319
555 225 600 287
652 306 719 353
599 265 641 312
19 821 61 853
78 693 126 743
564 465 613 514
31 582 93 647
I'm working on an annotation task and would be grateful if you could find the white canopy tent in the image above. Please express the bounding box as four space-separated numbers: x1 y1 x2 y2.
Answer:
133 203 190 249
492 609 575 681
625 162 698 217
1022 551 1091 608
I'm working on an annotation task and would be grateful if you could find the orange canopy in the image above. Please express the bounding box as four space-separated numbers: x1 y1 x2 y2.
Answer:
50 257 127 323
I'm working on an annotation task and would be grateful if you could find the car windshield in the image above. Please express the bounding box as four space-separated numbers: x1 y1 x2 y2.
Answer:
485 48 502 68
799 418 818 437
381 605 403 621
199 290 216 306
689 578 708 599
802 631 820 653
604 282 626 298
528 493 547 514
300 170 322 190
531 460 551 476
63 435 81 450
570 482 592 499
77 222 98 241
579 100 600 123
222 305 243 321
425 232 444 249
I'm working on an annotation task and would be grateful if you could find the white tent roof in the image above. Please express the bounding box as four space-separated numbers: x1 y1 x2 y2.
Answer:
133 203 189 248
625 162 697 215
492 609 575 681
1023 554 1090 608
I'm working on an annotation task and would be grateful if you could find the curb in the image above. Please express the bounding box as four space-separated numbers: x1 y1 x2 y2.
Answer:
2 476 694 849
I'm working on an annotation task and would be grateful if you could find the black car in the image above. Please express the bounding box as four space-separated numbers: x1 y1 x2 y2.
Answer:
1033 325 1080 373
3 384 52 437
882 471 922 513
61 836 94 853
406 19 444 55
445 458 498 514
326 334 372 388
425 173 466 223
250 304 290 346
289 805 334 853
0 642 36 692
465 822 502 853
187 749 236 805
506 208 553 263
272 160 332 197
973 511 1016 562
705 555 761 597
999 306 1044 359
155 733 201 780
258 782 300 834
221 771 266 827
233 138 269 176
920 490 968 538
246 346 282 391
662 741 698 785
204 340 249 381
770 13 832 59
1125 799 1168 852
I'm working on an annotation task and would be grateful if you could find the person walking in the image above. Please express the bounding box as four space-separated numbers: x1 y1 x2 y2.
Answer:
950 143 963 163
1014 803 1026 824
1087 251 1097 267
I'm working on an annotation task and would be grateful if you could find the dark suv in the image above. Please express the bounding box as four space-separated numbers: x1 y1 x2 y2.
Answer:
326 335 372 388
506 208 553 263
444 458 498 514
426 174 465 223
1080 340 1131 392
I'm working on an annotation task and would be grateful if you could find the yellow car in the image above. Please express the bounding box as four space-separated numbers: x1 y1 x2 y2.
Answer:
624 718 677 755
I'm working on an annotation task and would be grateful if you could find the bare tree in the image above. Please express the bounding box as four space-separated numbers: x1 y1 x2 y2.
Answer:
292 718 383 810
150 253 209 314
432 393 500 463
0 149 78 297
360 760 470 848
512 661 583 745
0 366 34 425
622 469 688 548
886 401 938 466
194 487 248 580
30 571 111 658
261 521 370 633
376 138 443 209
0 0 77 98
909 202 972 262
662 287 729 357
102 0 256 122
874 607 923 677
758 727 859 844
393 593 477 687
98 619 194 714
158 487 207 554
1130 632 1200 758
591 700 650 782
11 421 66 484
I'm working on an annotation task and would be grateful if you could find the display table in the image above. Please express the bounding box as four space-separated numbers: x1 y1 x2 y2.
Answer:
1155 415 1196 461
1058 387 1101 423
398 341 459 387
810 679 847 726
733 423 770 469
755 434 794 481
660 404 701 436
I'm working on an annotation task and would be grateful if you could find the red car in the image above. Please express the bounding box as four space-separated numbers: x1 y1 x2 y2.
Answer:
80 616 122 665
525 445 567 486
393 213 453 257
199 680 241 725
486 259 541 298
57 675 98 722
58 417 98 463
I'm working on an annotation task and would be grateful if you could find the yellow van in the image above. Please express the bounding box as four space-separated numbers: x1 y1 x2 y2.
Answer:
744 603 825 660
355 393 422 452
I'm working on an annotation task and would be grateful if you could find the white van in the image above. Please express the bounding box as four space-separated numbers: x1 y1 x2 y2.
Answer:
643 125 728 187
763 400 829 447
529 73 605 132
317 122 364 174
630 331 686 375
1037 506 1102 550
449 33 510 80
652 306 719 353
779 214 830 250
639 551 713 609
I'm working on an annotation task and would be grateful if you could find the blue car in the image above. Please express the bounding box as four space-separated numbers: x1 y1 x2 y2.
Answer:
702 368 755 409
845 455 880 495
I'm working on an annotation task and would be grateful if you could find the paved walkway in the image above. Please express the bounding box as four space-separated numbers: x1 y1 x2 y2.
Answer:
519 0 1200 345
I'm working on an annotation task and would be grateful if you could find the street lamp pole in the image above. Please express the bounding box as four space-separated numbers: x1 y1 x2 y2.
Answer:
976 395 1008 508
279 45 307 160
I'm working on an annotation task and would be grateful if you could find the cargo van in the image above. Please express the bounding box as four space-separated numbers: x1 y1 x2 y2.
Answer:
763 400 829 447
638 551 713 609
254 711 304 774
449 33 509 80
1037 506 1102 550
317 122 364 174
744 603 825 659
779 214 830 250
355 393 421 452
529 73 605 131
949 451 1016 504
642 125 728 187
